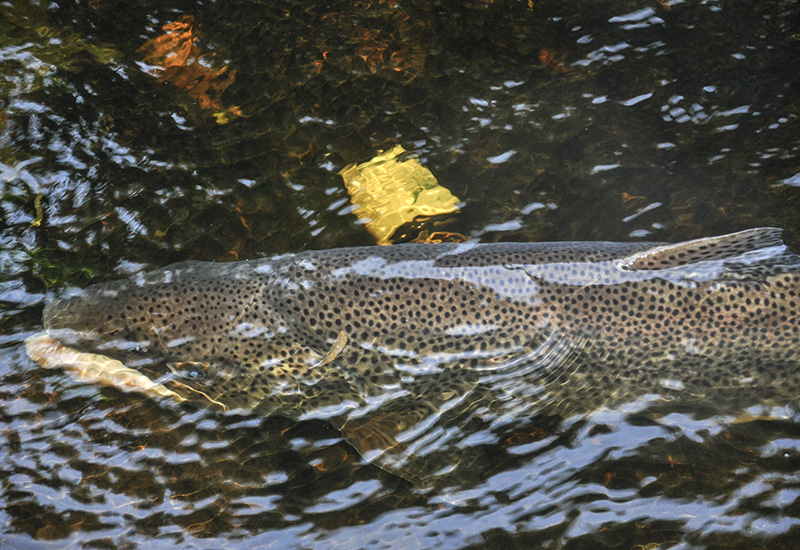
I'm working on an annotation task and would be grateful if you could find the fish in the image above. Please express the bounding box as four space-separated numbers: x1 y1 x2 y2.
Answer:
27 228 800 481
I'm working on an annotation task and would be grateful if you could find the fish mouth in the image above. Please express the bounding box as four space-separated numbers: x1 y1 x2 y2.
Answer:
32 285 224 409
34 295 240 412
40 323 161 376
25 333 184 400
25 332 230 411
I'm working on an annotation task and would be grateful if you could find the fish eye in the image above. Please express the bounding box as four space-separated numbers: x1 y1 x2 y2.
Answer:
184 369 205 380
168 361 209 380
180 361 209 380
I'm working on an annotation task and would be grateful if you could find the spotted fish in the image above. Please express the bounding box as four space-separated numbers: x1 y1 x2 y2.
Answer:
29 228 800 480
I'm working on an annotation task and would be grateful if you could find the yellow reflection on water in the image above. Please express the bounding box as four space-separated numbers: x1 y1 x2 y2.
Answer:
340 145 461 244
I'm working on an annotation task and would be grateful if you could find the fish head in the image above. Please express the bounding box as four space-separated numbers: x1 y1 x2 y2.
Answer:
43 285 162 364
38 261 277 407
44 260 268 354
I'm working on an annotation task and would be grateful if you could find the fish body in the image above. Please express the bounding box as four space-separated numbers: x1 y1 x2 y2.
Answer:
34 228 800 479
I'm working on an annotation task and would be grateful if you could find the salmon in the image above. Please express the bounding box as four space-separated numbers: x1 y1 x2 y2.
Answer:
28 228 800 480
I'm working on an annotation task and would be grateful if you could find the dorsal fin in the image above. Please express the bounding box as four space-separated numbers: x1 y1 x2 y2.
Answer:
622 228 785 271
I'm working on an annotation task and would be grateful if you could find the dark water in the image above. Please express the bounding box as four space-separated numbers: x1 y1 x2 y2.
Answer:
2 0 800 548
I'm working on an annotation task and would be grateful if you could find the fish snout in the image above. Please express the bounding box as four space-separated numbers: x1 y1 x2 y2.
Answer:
43 293 144 352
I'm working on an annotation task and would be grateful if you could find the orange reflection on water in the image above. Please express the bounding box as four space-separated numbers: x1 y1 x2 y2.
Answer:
137 15 242 123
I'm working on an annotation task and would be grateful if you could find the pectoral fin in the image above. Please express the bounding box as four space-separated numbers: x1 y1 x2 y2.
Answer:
337 369 485 484
312 330 348 368
338 331 592 484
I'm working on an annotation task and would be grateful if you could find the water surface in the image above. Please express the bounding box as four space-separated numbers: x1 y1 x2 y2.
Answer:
2 0 800 548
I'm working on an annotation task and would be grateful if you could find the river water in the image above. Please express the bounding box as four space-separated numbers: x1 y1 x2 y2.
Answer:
2 0 800 548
